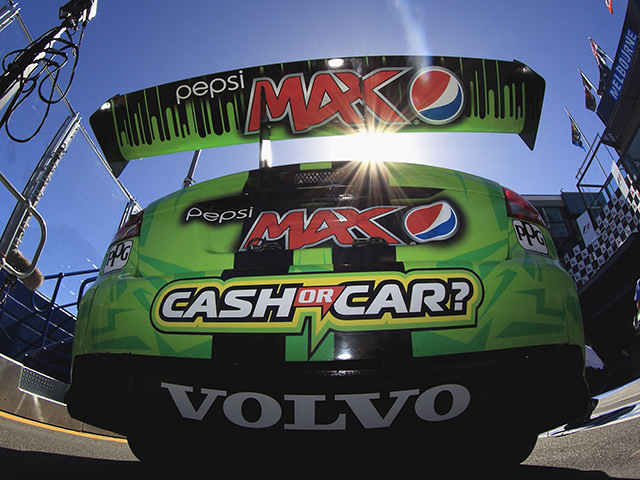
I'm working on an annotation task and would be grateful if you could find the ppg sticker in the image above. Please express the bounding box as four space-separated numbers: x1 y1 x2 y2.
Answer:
103 241 132 274
513 220 548 255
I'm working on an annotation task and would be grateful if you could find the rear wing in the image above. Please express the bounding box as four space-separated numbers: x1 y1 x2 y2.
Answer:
90 56 545 177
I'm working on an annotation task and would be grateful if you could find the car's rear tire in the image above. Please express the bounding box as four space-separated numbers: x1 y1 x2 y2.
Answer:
507 430 539 465
124 374 198 466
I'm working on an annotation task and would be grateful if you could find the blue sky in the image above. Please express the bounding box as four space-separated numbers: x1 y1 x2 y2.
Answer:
0 0 629 301
16 0 627 203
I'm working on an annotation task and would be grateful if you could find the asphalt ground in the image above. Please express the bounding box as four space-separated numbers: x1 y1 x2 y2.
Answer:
0 380 638 479
523 378 640 478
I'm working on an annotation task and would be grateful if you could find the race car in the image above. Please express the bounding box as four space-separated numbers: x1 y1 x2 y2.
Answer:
65 56 590 466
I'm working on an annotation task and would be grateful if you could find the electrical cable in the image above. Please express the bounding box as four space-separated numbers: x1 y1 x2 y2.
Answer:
0 20 86 143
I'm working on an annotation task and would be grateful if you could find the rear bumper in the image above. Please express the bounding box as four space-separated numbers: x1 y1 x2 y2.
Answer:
66 343 589 438
76 256 585 363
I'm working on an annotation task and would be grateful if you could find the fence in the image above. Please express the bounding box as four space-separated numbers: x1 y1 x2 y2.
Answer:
0 1 134 383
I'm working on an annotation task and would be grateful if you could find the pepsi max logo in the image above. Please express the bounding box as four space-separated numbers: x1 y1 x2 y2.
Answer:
409 67 464 125
404 202 459 243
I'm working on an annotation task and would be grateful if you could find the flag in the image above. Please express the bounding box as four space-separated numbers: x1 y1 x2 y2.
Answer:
605 0 613 14
589 38 612 94
566 108 589 151
597 64 611 95
579 69 597 111
589 38 610 66
570 117 584 149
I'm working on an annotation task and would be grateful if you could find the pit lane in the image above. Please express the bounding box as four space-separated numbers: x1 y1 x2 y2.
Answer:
1 380 639 479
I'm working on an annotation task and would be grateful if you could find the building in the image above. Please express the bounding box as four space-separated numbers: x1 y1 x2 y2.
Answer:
525 186 640 386
520 0 640 385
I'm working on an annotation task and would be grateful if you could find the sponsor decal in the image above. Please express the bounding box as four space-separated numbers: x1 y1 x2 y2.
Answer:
103 240 132 274
240 206 405 250
94 56 545 165
409 67 464 125
161 381 471 430
150 270 483 350
239 203 460 251
404 201 458 243
244 68 411 135
513 220 548 255
185 206 254 224
175 71 246 105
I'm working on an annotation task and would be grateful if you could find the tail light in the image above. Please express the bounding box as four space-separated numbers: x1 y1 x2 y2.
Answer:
111 209 144 244
503 187 545 227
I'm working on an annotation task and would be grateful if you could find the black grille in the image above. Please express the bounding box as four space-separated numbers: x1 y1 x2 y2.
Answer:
294 171 340 185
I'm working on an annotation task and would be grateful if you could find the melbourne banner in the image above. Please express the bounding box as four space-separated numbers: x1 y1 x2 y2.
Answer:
90 56 545 176
597 0 640 127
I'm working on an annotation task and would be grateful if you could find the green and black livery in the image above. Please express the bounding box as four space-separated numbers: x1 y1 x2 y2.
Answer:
68 57 588 466
90 55 545 176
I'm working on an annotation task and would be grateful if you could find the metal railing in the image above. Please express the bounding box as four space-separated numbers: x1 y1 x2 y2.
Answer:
0 170 47 280
0 267 97 360
33 268 97 351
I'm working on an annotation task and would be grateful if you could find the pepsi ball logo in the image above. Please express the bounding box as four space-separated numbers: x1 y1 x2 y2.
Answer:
404 202 459 243
409 67 464 125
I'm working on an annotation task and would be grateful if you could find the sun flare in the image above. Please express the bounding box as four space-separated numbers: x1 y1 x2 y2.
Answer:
323 131 422 164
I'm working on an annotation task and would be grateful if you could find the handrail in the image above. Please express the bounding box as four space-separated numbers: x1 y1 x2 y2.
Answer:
37 269 99 352
36 268 98 315
0 170 46 279
0 263 98 381
24 268 98 352
77 274 97 302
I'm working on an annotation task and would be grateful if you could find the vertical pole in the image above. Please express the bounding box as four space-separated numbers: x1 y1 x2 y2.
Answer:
0 113 80 255
359 76 374 133
566 108 607 178
182 149 201 188
259 86 272 169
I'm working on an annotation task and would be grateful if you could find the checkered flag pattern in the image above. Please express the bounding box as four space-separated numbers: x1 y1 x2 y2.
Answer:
562 176 640 289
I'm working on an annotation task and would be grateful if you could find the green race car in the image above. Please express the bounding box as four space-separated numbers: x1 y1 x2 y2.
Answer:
65 56 590 466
